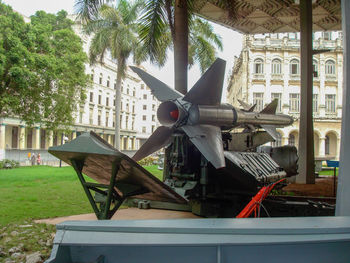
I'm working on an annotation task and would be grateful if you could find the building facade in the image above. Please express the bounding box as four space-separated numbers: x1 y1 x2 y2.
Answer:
227 32 343 160
0 15 159 164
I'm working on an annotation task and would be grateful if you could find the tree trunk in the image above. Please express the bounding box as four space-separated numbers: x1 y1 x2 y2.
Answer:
174 0 188 95
114 70 122 150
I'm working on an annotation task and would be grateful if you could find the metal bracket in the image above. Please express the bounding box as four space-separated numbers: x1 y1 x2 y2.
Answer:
71 159 124 220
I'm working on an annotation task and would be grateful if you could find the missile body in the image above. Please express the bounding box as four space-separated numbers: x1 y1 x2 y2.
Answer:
157 100 293 130
130 58 294 169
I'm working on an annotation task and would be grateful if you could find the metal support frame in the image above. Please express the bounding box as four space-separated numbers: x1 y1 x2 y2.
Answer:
71 159 124 220
297 0 315 184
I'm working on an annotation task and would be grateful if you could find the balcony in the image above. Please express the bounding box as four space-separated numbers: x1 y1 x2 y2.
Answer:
271 74 283 80
252 73 265 80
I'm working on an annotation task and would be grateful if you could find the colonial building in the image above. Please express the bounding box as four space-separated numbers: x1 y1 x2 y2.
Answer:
227 32 343 160
0 14 159 164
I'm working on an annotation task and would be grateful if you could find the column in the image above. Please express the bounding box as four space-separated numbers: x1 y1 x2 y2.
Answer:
297 0 315 184
125 136 130 150
34 127 40 149
19 125 25 149
120 136 124 150
336 0 350 216
281 136 288 146
48 130 53 147
0 124 5 160
319 137 326 156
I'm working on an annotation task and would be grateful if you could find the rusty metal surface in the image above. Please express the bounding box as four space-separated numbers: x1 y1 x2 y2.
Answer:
49 132 187 204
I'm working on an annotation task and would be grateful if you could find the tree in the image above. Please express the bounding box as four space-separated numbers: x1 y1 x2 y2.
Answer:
81 1 144 150
138 0 223 94
0 3 89 131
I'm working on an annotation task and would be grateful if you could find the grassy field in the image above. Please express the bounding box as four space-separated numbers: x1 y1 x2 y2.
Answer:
0 165 163 226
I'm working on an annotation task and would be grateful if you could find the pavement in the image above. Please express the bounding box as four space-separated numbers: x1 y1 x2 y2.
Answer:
35 207 200 225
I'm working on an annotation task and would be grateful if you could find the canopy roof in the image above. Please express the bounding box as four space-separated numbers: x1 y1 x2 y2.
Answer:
193 0 341 34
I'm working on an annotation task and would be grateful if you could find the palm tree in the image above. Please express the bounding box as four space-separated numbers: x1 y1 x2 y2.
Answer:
79 0 144 150
138 0 223 94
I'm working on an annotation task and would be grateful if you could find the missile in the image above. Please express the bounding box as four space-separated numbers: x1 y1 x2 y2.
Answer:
130 58 293 169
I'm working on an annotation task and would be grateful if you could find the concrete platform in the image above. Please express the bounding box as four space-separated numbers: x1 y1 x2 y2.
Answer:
35 207 200 225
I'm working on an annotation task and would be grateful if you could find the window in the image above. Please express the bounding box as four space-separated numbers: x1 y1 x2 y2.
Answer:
142 126 146 133
107 76 110 87
323 32 332 40
114 80 117 89
271 59 282 74
113 114 115 127
313 94 318 112
152 115 155 121
289 93 300 112
132 104 135 113
325 136 330 155
126 103 129 112
152 104 156 111
98 94 102 105
143 105 147 110
142 115 147 121
91 71 94 81
131 119 134 130
113 99 116 106
89 108 93 125
313 59 319 78
289 33 297 39
253 93 264 112
141 84 144 89
271 93 282 113
288 134 295 146
325 60 335 75
89 92 93 103
325 94 336 113
99 73 103 85
143 94 147 100
254 59 264 74
290 59 299 75
125 116 129 129
120 102 123 110
133 90 136 96
79 111 83 123
106 97 109 107
98 111 101 126
106 116 109 126
152 125 155 132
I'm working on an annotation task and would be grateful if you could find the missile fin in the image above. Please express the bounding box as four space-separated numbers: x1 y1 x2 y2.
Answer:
238 99 251 110
260 99 278 114
261 125 279 140
183 58 226 105
238 99 256 112
130 66 183 102
181 125 225 169
132 126 173 161
248 104 256 112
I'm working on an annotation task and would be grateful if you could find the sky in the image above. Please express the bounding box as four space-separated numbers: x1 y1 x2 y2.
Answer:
3 0 243 100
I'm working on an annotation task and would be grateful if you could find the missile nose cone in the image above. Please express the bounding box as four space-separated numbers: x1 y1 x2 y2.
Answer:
170 109 179 120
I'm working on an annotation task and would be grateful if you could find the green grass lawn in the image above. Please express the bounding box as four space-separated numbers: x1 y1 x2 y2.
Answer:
0 165 164 226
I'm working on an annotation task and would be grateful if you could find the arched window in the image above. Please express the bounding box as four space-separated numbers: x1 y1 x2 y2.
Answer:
107 76 110 87
325 136 330 155
290 59 299 75
271 59 282 74
313 59 319 77
91 70 94 81
254 59 264 74
99 73 103 85
325 60 335 75
288 134 295 146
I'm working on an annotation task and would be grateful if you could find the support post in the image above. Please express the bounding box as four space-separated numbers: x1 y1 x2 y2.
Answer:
71 159 101 217
174 0 188 95
296 0 315 184
336 0 350 216
102 162 120 219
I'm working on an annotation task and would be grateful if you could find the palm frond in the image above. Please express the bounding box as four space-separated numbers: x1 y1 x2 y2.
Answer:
138 0 171 65
74 0 108 22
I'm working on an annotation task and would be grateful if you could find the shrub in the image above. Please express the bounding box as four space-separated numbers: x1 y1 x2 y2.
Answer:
0 159 20 169
137 156 158 166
